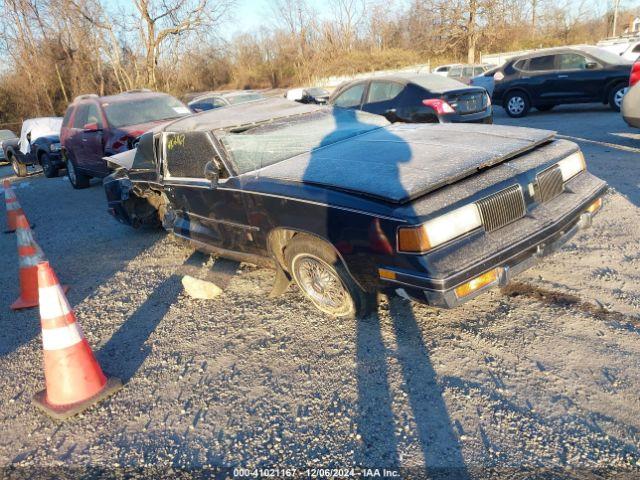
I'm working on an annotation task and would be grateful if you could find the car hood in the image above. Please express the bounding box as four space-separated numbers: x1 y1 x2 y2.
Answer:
254 123 555 204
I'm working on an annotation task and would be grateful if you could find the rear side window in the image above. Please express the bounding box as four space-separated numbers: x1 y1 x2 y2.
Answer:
164 131 220 179
62 107 74 128
86 104 104 128
72 104 89 128
558 53 589 70
527 55 556 71
333 84 366 108
448 66 462 77
463 66 474 77
366 82 404 103
632 44 640 53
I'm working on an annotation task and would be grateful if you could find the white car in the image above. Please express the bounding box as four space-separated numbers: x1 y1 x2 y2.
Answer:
432 64 462 77
620 41 640 62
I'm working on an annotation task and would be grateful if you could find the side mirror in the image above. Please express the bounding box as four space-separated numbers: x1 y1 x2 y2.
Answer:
26 132 32 143
585 62 598 70
83 122 100 132
384 109 398 123
204 161 219 188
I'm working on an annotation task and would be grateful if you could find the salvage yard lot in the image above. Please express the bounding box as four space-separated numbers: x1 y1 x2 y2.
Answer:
1 105 639 475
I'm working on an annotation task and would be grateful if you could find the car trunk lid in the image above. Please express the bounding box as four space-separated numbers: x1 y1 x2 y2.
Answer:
442 87 488 114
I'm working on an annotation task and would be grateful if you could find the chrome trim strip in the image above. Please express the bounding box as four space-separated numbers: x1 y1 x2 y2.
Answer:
183 211 260 231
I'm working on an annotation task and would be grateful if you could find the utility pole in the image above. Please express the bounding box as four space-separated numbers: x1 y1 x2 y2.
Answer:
612 0 621 37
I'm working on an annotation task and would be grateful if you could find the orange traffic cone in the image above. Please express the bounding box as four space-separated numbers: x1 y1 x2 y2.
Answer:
4 179 25 233
33 261 122 420
11 215 44 310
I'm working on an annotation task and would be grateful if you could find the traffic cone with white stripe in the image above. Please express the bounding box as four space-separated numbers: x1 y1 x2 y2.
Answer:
33 261 122 420
11 214 46 310
4 179 25 233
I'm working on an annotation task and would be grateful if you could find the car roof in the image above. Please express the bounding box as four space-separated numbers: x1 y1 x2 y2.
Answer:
97 90 174 104
334 73 468 92
165 97 323 133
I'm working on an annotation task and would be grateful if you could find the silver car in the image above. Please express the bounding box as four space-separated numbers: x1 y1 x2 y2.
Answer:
0 129 17 162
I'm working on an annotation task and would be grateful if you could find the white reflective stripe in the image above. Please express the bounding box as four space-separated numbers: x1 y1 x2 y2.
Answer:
20 254 40 268
42 323 84 351
7 201 20 211
17 229 34 246
38 284 71 320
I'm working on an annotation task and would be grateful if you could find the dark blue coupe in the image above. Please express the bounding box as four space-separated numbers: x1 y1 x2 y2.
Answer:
104 98 606 318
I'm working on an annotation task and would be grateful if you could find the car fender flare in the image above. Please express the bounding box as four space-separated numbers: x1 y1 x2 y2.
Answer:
266 227 367 293
502 88 531 107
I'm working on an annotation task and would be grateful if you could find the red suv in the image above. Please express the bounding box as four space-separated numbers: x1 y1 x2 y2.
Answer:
60 90 191 188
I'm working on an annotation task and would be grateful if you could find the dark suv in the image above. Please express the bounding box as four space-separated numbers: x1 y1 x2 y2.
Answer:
61 90 190 188
491 46 632 117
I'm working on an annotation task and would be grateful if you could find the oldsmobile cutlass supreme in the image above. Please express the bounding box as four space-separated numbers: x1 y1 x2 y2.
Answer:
104 98 606 318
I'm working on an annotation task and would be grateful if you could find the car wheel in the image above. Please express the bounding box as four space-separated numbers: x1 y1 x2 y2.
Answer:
504 91 530 118
40 152 58 178
536 105 554 112
66 157 90 189
285 234 377 319
11 157 27 177
609 84 628 112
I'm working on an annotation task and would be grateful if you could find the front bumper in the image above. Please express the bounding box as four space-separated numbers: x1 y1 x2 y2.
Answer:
380 189 605 308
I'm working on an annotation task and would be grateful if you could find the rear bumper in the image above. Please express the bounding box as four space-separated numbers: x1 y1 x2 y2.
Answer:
622 115 640 129
441 107 493 124
379 187 606 308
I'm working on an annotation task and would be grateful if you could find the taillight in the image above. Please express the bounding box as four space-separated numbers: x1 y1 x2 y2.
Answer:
422 99 455 114
630 60 640 87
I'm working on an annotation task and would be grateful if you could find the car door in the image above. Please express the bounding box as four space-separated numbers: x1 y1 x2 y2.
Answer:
361 81 406 118
520 54 560 103
160 130 257 253
332 83 367 110
67 103 89 168
81 102 108 175
552 53 602 102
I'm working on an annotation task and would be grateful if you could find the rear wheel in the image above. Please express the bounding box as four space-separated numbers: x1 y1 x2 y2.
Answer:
504 91 530 118
66 157 90 189
536 105 555 112
11 156 27 177
609 84 628 112
40 152 59 178
285 234 377 319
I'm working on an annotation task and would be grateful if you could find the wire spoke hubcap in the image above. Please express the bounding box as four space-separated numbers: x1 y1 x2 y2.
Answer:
294 255 351 315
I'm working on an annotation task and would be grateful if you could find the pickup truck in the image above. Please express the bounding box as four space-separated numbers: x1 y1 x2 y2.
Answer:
2 117 63 177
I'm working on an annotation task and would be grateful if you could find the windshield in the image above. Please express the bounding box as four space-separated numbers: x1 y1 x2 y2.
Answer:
579 46 632 65
219 108 389 175
0 130 16 140
103 95 190 128
226 93 265 105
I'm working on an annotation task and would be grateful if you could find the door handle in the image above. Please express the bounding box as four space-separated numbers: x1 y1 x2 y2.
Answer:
557 75 569 78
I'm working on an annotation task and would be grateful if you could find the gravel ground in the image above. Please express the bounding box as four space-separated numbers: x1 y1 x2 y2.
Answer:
0 105 639 478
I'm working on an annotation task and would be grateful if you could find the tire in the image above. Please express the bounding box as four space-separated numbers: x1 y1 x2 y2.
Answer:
284 234 377 319
11 156 27 177
66 157 90 189
536 105 554 112
504 91 531 118
39 152 59 178
609 84 628 112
